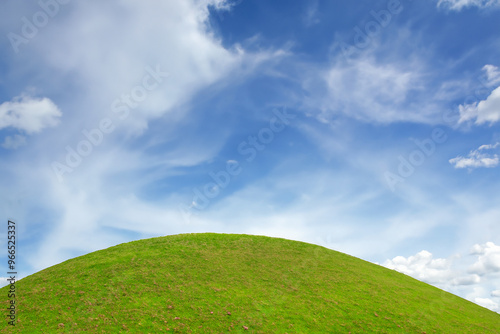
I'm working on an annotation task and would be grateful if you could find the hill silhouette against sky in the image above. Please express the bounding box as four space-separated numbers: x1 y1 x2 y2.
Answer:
1 233 499 333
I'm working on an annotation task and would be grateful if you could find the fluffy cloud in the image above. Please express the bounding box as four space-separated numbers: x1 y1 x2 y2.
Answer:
468 242 500 275
458 87 500 125
458 65 500 125
492 290 500 297
449 142 499 169
383 250 455 284
437 0 500 10
1 134 27 150
0 96 61 134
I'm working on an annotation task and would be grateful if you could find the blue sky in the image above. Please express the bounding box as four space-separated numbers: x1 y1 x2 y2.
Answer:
1 0 500 312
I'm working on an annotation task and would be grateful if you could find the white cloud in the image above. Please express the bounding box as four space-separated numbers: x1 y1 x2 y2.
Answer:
383 250 456 284
0 96 61 134
437 0 500 10
468 242 500 275
478 143 500 150
458 86 500 125
449 143 499 169
492 290 500 297
458 65 500 125
1 134 27 150
475 86 500 124
483 65 500 87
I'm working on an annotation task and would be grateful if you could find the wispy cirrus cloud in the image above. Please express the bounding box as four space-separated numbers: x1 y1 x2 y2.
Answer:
302 53 447 125
1 134 27 150
437 0 500 11
483 65 500 86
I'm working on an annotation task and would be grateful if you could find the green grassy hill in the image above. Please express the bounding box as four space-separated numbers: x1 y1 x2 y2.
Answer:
1 233 499 333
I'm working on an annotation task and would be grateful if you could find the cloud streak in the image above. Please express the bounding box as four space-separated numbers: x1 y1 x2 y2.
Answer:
1 134 27 150
449 143 499 169
437 0 500 10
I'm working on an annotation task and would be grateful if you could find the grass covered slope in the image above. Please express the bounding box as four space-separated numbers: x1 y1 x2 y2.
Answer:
1 233 499 333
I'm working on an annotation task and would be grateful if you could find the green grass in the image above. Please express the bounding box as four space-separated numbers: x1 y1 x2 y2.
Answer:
1 233 499 333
